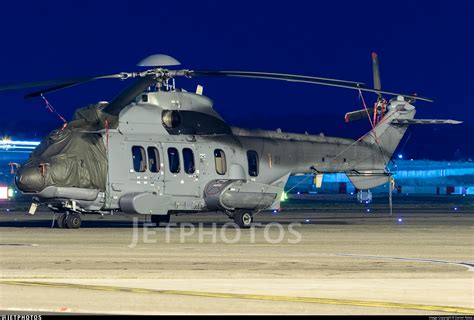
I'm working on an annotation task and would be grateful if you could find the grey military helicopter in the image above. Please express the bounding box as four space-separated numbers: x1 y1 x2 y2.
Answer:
0 53 461 229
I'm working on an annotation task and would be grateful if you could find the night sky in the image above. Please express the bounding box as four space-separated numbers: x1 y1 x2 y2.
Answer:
0 0 472 160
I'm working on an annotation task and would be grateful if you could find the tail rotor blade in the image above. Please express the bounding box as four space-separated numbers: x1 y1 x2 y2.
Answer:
372 52 382 99
344 108 375 123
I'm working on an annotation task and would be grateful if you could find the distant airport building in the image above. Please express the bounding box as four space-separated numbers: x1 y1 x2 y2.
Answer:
287 160 474 195
1 138 473 199
0 138 39 199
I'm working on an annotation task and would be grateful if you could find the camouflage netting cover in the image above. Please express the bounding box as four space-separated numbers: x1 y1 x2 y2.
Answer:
17 103 113 192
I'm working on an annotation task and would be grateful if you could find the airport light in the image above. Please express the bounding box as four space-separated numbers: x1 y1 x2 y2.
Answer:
0 139 41 151
0 186 7 200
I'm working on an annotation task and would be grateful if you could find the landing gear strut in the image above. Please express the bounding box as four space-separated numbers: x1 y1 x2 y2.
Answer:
233 209 253 228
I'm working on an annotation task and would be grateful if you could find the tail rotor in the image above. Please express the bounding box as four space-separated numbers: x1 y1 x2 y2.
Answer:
344 52 388 125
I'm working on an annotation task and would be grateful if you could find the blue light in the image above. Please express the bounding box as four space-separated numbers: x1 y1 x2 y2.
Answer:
454 207 458 211
305 219 310 223
0 139 41 151
366 209 370 212
398 154 403 159
397 218 403 223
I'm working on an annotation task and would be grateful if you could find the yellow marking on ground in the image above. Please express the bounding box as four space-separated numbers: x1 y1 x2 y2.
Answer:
1 280 473 314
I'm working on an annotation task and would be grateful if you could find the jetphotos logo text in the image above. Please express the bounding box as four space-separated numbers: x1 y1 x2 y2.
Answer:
128 218 302 247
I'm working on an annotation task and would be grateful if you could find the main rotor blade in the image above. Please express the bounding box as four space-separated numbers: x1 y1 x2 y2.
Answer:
189 70 365 86
0 74 124 98
187 70 433 102
103 76 157 116
23 74 124 99
0 77 93 93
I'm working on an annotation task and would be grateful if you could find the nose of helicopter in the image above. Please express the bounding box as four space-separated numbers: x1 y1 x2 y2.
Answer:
15 165 46 193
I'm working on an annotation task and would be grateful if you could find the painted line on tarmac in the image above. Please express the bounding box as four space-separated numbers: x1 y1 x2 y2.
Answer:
0 280 473 314
333 253 474 271
0 243 39 247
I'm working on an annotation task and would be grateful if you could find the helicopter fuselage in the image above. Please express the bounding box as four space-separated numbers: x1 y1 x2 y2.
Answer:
15 89 416 227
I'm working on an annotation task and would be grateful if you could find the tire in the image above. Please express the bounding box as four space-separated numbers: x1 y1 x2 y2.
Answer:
65 213 82 229
151 213 170 226
233 210 253 228
56 213 67 229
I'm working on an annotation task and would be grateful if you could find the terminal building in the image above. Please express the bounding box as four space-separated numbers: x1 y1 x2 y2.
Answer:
0 139 39 199
286 160 474 195
1 138 473 199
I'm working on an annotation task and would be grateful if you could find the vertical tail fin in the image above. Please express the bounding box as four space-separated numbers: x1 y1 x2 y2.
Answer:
346 98 416 190
362 99 416 160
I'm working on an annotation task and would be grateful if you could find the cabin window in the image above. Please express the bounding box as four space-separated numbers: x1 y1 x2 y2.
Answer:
214 149 227 175
183 148 195 174
167 147 180 173
147 147 160 173
131 146 146 172
247 150 259 177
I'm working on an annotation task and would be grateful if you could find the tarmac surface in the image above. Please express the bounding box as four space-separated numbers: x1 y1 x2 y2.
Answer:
0 207 473 315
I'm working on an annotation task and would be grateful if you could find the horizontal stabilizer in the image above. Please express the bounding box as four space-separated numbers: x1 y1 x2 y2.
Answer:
345 108 374 123
391 119 462 125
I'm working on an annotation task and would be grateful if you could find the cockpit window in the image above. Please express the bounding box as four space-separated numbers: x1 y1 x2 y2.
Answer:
132 146 146 172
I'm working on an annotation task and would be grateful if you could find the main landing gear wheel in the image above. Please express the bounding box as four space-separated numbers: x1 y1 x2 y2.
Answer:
151 213 171 226
65 213 82 229
233 210 253 228
56 213 67 229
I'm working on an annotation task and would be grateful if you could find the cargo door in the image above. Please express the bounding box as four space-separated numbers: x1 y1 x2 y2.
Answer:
162 143 200 197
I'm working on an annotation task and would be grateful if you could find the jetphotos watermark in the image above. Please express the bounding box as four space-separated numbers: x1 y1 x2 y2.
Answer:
128 217 302 247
